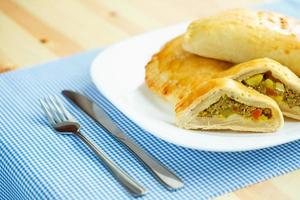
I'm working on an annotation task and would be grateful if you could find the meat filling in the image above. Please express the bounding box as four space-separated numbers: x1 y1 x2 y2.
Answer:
198 96 272 120
242 72 300 108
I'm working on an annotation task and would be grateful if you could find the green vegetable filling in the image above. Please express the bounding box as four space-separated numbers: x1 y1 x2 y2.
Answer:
198 96 272 120
243 72 300 108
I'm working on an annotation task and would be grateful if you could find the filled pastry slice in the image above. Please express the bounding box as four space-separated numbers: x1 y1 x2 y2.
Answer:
215 58 300 120
176 78 283 132
183 9 300 76
145 35 232 104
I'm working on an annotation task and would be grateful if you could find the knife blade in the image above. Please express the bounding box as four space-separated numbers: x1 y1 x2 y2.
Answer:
62 90 184 190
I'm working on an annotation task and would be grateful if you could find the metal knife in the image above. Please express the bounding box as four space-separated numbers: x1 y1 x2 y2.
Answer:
62 90 184 190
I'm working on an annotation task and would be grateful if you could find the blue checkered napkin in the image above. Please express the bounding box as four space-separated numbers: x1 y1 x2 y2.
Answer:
2 1 300 199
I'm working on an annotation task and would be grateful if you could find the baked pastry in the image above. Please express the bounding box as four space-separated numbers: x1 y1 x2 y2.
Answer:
145 35 232 104
146 35 300 120
183 9 300 76
145 37 286 132
215 58 300 120
176 78 283 132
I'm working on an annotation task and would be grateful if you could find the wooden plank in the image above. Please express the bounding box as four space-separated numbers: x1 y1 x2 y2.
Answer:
217 172 300 200
119 0 268 24
216 193 240 200
13 0 130 49
268 170 300 199
0 0 83 57
233 181 289 199
80 0 145 35
0 11 57 69
94 0 163 30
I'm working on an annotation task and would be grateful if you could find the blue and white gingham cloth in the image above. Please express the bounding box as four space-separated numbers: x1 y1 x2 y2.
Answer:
1 1 300 199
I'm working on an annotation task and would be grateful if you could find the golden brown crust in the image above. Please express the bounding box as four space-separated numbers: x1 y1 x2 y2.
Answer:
175 78 221 113
183 9 300 76
145 35 232 104
215 58 300 86
0 66 14 73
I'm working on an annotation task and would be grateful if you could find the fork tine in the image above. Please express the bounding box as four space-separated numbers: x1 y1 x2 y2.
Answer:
49 95 66 122
44 96 61 123
39 99 56 125
53 95 75 121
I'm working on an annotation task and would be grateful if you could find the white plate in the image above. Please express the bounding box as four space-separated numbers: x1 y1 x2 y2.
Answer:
91 23 300 152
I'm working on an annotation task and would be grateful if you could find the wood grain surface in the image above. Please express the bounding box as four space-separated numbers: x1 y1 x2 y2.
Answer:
1 0 300 199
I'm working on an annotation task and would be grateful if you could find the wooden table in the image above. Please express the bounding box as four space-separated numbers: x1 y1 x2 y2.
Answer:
1 0 299 199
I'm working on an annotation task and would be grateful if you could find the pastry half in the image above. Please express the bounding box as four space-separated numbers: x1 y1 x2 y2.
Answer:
145 35 232 104
183 9 300 76
215 58 300 120
176 78 283 132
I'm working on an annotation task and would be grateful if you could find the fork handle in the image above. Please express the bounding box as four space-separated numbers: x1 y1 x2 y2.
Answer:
75 131 147 196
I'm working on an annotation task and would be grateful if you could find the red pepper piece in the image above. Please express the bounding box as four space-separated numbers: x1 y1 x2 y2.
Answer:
266 88 277 96
252 109 262 120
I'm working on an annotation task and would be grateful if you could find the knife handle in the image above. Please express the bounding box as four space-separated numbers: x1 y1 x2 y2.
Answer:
121 138 184 190
75 131 147 196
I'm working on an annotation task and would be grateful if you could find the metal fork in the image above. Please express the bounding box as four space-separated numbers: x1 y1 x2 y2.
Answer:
39 95 147 196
